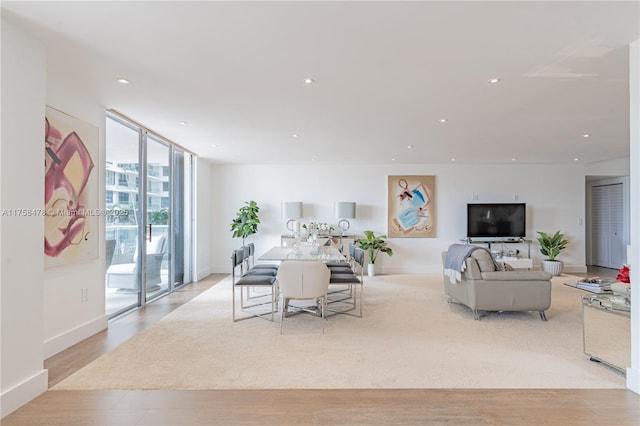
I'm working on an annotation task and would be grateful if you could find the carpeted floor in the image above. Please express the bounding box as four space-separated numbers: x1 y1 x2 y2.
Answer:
54 274 626 390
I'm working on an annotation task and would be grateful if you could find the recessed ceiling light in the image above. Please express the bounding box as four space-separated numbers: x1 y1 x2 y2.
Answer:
574 158 580 161
511 158 517 161
439 118 448 123
292 133 299 138
304 78 315 84
583 134 591 138
407 145 413 149
311 158 316 162
179 121 187 126
451 158 456 162
116 78 130 84
489 78 501 84
391 158 396 161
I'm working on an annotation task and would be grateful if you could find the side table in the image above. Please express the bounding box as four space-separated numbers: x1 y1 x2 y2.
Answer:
582 294 631 373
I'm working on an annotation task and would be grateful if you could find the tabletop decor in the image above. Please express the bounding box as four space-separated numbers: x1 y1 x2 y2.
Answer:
616 264 630 283
302 222 335 236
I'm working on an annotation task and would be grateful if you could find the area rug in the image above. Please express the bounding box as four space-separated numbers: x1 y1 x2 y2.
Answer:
53 274 626 390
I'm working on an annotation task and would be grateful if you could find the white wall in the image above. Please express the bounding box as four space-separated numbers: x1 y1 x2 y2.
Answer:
586 157 630 176
1 16 48 417
1 14 109 416
42 67 108 360
210 163 589 274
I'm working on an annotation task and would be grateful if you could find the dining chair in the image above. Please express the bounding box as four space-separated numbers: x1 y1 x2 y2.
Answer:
231 248 278 322
277 260 330 333
326 242 356 272
328 246 365 317
244 242 279 275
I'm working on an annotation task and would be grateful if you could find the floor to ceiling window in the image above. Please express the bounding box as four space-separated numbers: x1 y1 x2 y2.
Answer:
105 112 194 318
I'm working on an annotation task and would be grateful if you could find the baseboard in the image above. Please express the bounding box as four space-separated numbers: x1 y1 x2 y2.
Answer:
563 264 588 274
382 266 442 274
43 315 108 359
195 265 214 281
627 367 640 394
1 368 48 418
210 264 232 274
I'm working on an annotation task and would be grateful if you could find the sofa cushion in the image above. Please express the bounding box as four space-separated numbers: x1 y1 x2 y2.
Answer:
470 249 497 272
481 271 552 281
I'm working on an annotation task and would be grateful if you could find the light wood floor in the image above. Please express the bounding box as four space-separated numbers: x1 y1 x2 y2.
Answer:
4 270 639 425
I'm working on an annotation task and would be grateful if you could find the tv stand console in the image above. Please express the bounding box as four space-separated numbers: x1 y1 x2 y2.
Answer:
461 238 533 270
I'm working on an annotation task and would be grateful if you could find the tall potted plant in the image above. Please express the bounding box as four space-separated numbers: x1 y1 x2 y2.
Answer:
537 231 569 276
230 200 261 247
356 230 393 276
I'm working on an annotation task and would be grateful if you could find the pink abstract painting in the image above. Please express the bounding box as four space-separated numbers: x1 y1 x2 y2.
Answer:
45 106 98 268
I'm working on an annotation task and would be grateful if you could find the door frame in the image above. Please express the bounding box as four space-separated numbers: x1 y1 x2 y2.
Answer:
105 111 195 318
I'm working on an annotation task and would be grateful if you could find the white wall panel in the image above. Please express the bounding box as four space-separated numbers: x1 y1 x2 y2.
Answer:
1 16 48 417
211 163 588 274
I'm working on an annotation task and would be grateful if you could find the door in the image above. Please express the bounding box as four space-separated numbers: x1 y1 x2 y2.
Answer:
105 116 143 316
144 136 171 299
591 183 625 269
172 149 192 286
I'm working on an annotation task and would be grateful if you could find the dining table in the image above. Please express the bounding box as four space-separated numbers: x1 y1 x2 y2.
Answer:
258 242 363 318
258 243 345 262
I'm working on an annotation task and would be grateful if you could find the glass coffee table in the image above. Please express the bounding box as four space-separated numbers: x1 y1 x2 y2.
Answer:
563 281 613 294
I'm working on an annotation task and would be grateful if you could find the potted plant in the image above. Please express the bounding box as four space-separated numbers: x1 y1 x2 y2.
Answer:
356 230 393 276
537 231 569 276
230 200 261 247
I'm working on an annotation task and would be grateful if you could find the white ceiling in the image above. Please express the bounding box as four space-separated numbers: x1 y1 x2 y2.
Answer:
3 1 639 165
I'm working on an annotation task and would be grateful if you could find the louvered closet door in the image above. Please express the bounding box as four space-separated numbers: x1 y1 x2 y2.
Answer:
591 183 624 269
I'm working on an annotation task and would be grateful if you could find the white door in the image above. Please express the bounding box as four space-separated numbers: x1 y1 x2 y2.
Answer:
591 183 625 269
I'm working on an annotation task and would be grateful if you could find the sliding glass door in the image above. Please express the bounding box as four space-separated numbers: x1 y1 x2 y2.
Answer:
105 117 141 316
105 113 193 318
144 136 171 300
173 149 193 286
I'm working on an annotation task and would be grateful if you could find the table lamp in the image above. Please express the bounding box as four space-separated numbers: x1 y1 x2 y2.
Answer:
281 201 303 234
335 201 356 235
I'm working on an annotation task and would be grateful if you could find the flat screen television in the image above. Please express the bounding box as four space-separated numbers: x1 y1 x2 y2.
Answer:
467 203 526 240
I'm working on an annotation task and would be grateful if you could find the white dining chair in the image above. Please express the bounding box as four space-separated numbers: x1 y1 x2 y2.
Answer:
276 260 330 333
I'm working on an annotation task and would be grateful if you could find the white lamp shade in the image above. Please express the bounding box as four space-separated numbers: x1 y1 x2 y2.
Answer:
335 202 356 219
281 202 303 219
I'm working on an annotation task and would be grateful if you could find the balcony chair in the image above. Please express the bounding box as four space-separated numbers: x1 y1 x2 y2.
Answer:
106 235 166 291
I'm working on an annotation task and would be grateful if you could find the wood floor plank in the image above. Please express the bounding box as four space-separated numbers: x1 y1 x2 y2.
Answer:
3 389 639 425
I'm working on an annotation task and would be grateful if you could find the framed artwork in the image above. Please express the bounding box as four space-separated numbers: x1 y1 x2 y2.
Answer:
45 106 99 268
388 175 436 238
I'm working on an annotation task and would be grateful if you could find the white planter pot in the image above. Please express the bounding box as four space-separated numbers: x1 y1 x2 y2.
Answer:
367 263 376 277
542 260 563 276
